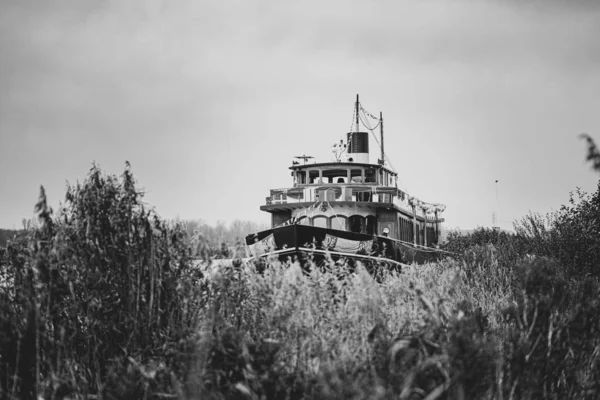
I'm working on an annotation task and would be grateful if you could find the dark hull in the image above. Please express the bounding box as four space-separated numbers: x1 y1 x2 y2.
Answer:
245 224 450 266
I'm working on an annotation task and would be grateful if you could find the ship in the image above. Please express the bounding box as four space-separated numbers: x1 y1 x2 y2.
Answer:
245 95 451 267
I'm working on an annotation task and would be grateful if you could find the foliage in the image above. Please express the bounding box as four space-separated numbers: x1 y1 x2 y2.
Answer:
550 184 600 277
501 258 600 399
0 229 23 248
443 177 600 279
0 163 203 399
2 157 600 399
181 254 600 399
580 133 600 173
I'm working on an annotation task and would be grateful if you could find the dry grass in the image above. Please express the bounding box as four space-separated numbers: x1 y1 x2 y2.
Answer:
2 163 600 399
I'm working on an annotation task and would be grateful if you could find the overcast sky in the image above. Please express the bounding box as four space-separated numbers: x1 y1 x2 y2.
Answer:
1 0 599 231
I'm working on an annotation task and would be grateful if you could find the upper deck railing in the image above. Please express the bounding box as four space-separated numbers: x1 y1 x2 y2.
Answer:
289 162 397 187
264 185 442 221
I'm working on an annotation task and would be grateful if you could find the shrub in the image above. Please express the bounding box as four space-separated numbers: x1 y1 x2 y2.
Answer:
0 163 202 399
501 257 600 399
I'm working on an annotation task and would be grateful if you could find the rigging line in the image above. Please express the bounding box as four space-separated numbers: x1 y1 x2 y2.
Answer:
279 197 322 227
360 119 381 147
358 110 381 140
326 196 342 229
359 109 380 131
384 154 398 173
347 104 357 155
360 114 399 173
345 104 356 156
349 106 356 133
365 118 381 130
360 104 379 121
358 108 398 172
309 199 325 219
359 111 401 175
358 108 404 188
358 110 372 130
358 107 391 162
369 129 381 146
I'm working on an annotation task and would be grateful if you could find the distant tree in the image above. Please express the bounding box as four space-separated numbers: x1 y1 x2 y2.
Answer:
0 230 15 247
229 219 245 240
214 220 227 244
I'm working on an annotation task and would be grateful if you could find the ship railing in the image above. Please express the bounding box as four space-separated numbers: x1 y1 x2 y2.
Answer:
267 188 443 222
267 186 402 205
393 199 444 222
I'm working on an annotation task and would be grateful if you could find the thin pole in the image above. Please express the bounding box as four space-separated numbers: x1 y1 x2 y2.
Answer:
380 111 384 165
355 94 360 133
495 180 499 203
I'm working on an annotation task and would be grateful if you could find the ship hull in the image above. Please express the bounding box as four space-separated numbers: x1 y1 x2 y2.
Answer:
245 224 448 267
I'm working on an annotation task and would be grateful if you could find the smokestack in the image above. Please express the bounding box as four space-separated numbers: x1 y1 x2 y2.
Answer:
347 131 369 163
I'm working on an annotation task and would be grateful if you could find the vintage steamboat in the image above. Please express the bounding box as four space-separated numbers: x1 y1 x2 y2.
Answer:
246 96 450 266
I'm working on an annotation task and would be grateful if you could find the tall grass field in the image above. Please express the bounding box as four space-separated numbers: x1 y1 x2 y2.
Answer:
1 149 600 399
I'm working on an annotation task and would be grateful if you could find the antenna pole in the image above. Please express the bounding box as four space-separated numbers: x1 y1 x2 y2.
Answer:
380 111 384 166
355 94 360 133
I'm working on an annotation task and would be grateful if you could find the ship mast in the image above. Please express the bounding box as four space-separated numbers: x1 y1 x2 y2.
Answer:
355 94 360 133
380 111 384 166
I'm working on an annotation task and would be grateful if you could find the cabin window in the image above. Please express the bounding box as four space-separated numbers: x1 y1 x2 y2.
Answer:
356 192 372 202
348 215 364 233
428 225 435 245
366 216 377 235
309 170 321 184
401 218 405 241
350 169 363 183
401 217 412 242
297 171 306 184
379 193 391 203
271 192 286 203
400 218 405 241
330 216 347 231
365 168 376 183
312 216 328 228
323 169 347 184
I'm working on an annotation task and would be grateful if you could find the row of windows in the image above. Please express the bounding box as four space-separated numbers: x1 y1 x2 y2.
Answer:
294 168 395 186
296 169 377 185
299 215 378 235
399 217 414 243
399 217 439 245
298 214 439 244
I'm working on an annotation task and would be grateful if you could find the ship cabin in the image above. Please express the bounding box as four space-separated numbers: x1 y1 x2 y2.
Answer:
260 132 445 248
